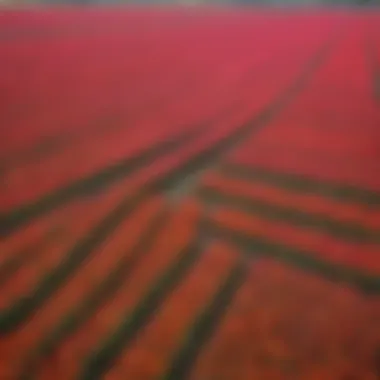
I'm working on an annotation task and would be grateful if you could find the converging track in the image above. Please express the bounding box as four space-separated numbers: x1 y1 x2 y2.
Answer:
0 8 380 379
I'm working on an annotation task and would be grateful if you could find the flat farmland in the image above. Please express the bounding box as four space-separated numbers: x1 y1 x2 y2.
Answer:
0 9 380 380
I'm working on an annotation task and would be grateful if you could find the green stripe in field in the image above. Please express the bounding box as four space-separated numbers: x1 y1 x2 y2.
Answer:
162 262 247 380
79 244 202 380
220 163 380 206
203 219 380 294
18 209 167 380
199 186 380 244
